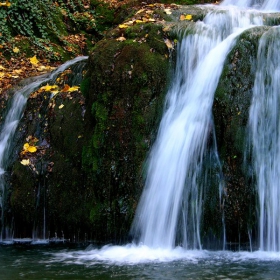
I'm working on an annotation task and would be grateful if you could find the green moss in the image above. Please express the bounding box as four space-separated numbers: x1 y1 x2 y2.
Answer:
212 26 270 245
80 77 91 98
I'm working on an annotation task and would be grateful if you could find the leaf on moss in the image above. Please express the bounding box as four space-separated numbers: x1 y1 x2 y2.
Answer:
61 84 70 92
27 146 37 153
68 85 79 92
40 84 58 92
20 159 30 166
13 47 20 53
118 24 129 29
180 14 185 21
116 36 126 42
164 38 173 49
23 143 30 150
164 9 172 15
59 104 64 109
180 14 192 21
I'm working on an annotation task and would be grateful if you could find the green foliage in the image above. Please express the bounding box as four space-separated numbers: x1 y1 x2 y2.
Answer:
90 0 115 33
0 0 98 59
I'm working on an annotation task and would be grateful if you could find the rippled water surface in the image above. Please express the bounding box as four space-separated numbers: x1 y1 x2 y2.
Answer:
2 244 280 279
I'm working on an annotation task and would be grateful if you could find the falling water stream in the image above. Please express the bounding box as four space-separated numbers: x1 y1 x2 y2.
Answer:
131 6 263 250
249 27 280 251
0 56 88 242
1 0 280 278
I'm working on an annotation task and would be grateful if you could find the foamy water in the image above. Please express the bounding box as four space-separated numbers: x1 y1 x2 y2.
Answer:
47 244 280 266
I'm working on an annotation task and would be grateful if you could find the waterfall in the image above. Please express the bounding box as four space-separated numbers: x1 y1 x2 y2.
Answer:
131 8 263 249
221 0 280 10
248 27 280 251
0 56 88 242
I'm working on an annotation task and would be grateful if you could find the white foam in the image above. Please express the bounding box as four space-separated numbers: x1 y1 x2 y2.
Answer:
50 244 208 265
48 245 280 266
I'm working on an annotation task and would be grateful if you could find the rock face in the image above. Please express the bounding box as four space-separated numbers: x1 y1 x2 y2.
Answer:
4 4 280 248
82 23 170 242
213 26 270 248
7 20 170 243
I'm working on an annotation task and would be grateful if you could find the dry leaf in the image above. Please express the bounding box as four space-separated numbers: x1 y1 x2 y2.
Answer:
164 9 172 15
40 84 58 92
118 24 129 29
27 146 37 153
0 1 11 7
116 36 126 42
23 143 30 150
20 159 30 166
13 47 20 53
61 84 70 92
164 39 173 49
68 86 79 92
30 55 39 65
59 104 64 109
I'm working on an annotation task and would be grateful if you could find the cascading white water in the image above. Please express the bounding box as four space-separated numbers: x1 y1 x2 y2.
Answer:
0 56 88 241
221 0 280 10
131 7 263 249
249 27 280 251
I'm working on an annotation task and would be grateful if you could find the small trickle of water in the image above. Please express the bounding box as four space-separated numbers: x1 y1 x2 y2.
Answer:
0 56 88 242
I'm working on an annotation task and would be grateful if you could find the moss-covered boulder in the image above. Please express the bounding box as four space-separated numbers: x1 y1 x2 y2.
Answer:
213 26 270 248
82 21 170 242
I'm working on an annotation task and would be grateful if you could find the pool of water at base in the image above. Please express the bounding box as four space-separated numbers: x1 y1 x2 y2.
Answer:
1 244 280 279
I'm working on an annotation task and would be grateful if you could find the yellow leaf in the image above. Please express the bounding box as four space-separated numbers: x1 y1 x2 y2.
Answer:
27 146 37 153
59 104 64 109
13 47 20 53
20 159 30 166
0 1 11 7
68 86 79 92
40 84 58 92
118 24 129 29
30 55 39 65
0 65 5 70
135 19 143 23
136 9 145 14
185 14 192 20
23 143 30 150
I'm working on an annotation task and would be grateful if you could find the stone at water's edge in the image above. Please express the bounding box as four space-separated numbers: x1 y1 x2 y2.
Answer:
213 26 270 248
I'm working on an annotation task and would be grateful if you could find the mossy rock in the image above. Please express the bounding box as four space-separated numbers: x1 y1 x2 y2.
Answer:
83 21 170 242
213 26 269 246
10 161 37 237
